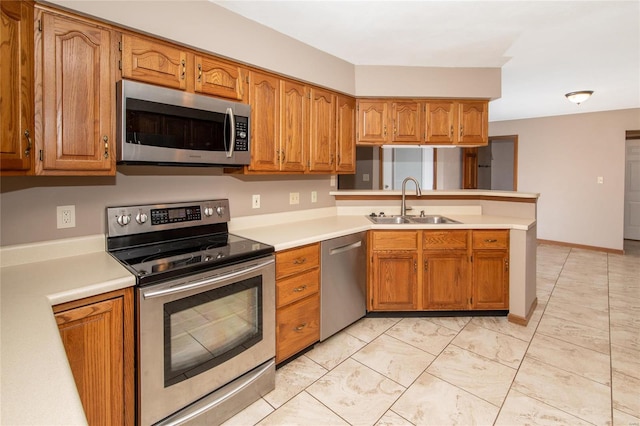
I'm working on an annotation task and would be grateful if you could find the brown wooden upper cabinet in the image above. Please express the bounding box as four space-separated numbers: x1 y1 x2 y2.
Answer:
357 100 422 145
1 0 34 175
426 100 488 145
244 70 354 174
357 99 488 146
335 94 356 173
35 7 116 175
120 33 248 102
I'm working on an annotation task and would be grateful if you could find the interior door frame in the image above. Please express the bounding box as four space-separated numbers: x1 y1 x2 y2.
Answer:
462 135 518 190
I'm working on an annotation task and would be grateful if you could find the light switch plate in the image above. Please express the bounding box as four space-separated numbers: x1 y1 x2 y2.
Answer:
252 194 260 209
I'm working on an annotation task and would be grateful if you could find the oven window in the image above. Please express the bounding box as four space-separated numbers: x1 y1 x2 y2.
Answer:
163 276 262 387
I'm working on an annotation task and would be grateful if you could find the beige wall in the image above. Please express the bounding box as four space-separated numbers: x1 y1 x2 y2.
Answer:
0 171 334 246
355 66 501 99
490 108 640 251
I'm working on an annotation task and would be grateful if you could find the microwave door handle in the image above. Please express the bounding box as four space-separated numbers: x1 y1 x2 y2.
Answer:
225 107 236 158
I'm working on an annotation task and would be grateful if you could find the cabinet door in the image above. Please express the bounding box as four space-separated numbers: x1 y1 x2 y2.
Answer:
357 100 388 144
335 94 356 173
462 148 478 189
371 251 418 310
1 0 34 173
37 11 115 174
423 251 469 310
391 101 422 143
309 87 336 172
121 34 187 90
54 288 134 426
425 101 456 144
472 250 509 309
280 80 307 172
248 71 280 172
194 55 246 101
458 101 488 145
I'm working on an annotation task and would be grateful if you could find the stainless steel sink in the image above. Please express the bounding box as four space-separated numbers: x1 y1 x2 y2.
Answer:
367 216 413 224
409 215 460 224
367 215 460 225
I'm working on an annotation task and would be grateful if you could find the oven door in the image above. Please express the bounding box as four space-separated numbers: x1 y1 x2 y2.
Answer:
137 256 275 426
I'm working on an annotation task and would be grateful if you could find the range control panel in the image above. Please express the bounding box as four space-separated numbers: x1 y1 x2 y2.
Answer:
106 199 230 237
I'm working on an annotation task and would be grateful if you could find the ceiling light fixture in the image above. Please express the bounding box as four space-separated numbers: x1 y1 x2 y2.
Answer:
565 90 594 105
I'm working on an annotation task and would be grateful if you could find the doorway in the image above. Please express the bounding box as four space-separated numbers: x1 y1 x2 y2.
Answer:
624 130 640 241
462 135 518 190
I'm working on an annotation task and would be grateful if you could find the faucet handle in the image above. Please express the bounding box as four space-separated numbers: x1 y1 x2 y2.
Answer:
420 210 426 217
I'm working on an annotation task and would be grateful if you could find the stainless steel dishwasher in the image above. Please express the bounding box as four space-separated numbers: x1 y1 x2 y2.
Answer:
320 231 367 341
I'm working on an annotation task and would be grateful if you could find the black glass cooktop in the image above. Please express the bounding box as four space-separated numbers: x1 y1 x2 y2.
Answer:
110 233 274 286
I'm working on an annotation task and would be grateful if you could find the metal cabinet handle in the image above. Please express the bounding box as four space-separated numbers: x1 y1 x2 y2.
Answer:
24 130 32 157
484 239 498 243
181 59 186 80
197 63 202 82
103 135 109 158
424 260 428 271
450 125 453 137
383 125 387 137
414 261 417 272
505 258 509 271
460 126 464 137
293 285 308 293
292 257 306 265
294 323 307 332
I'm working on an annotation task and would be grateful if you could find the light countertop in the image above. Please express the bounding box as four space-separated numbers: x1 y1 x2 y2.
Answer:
0 207 535 425
0 236 135 426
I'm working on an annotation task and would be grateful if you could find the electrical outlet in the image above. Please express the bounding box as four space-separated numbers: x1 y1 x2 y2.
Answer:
57 205 76 229
362 173 370 182
289 192 300 205
311 191 317 203
330 175 336 187
597 176 604 184
252 194 261 209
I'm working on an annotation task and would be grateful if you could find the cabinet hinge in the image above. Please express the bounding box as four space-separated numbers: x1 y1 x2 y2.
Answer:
470 255 473 263
39 150 43 161
118 41 122 51
37 19 42 32
118 59 122 70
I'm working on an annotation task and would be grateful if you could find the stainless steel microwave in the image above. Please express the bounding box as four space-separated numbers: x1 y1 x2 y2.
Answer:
116 80 250 167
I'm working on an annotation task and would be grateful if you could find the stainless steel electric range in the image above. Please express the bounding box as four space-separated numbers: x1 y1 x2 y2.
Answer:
106 199 275 426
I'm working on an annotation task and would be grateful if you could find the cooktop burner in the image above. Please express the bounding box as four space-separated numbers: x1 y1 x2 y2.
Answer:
106 200 274 286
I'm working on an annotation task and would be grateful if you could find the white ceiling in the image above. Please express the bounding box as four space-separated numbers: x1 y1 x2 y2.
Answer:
212 0 640 122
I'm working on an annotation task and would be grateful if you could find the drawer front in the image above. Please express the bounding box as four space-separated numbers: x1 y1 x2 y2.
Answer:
276 243 320 279
276 268 320 308
276 294 320 362
371 231 419 250
423 230 469 250
472 230 509 249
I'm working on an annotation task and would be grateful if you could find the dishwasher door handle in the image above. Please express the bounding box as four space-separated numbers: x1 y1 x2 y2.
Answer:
329 240 362 256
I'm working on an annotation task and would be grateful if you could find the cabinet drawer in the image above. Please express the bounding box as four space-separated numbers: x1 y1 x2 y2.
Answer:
371 230 419 250
276 294 320 362
276 243 319 279
423 230 469 250
472 230 509 249
276 268 319 308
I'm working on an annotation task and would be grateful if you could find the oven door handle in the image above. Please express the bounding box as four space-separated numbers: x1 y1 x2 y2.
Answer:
141 258 274 299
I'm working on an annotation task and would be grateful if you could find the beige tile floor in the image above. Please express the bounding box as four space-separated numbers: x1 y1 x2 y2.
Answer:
224 241 640 426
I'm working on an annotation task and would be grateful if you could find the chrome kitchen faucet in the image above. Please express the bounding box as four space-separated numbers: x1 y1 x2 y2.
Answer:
401 177 422 216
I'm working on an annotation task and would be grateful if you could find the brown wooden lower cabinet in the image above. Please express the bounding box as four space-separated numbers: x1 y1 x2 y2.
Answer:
53 287 134 426
368 229 509 312
275 243 320 363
